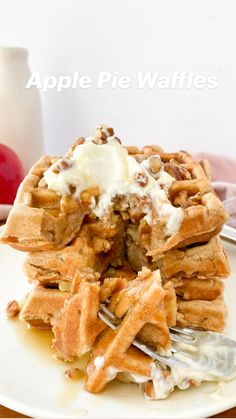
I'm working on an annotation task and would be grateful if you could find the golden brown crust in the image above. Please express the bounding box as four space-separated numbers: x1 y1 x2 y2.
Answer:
127 147 228 254
52 269 106 361
177 298 227 332
19 286 69 329
159 236 230 279
85 269 170 393
0 156 86 251
171 276 224 301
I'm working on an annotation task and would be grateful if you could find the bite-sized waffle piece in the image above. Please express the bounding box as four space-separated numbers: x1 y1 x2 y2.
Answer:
127 146 228 253
109 270 176 351
85 269 172 393
177 298 227 332
19 286 69 329
159 236 230 280
52 269 106 361
86 329 153 393
24 214 126 287
0 156 86 251
172 276 224 301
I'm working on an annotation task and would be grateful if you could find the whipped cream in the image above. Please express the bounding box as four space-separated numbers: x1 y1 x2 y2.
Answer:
93 357 120 380
94 355 105 369
144 332 236 400
43 137 184 236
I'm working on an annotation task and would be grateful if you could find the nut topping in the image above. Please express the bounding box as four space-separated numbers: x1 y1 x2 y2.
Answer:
164 160 191 181
6 300 20 318
52 159 73 174
113 136 121 144
69 184 76 195
142 145 163 156
125 146 140 154
135 172 148 187
149 156 161 174
65 368 84 380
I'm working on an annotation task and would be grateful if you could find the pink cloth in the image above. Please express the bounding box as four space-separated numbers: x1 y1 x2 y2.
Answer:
195 153 236 228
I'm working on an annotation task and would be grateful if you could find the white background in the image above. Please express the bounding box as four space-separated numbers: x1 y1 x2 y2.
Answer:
1 0 236 158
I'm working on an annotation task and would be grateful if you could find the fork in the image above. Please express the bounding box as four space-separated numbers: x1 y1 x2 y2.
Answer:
99 305 236 376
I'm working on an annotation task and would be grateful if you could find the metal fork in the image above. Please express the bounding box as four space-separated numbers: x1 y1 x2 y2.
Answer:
99 305 236 376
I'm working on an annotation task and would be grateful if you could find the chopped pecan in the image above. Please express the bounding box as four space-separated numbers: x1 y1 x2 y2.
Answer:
6 300 20 318
65 368 84 380
164 160 192 180
69 184 76 195
149 156 161 174
142 145 163 156
113 136 121 144
71 137 86 151
135 172 148 187
125 146 140 154
52 159 73 174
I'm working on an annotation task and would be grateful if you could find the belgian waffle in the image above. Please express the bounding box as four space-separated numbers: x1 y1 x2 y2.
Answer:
0 156 86 251
127 146 228 253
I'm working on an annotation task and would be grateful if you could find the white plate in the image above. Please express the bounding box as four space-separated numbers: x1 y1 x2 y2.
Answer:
0 225 236 419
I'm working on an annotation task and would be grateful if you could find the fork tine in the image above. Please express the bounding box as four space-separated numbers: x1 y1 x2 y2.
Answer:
98 312 117 330
132 339 188 368
100 304 117 320
170 332 196 345
98 310 188 369
170 327 196 342
101 306 196 344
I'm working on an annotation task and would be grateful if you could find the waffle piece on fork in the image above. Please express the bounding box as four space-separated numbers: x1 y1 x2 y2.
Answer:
85 269 174 393
52 268 106 362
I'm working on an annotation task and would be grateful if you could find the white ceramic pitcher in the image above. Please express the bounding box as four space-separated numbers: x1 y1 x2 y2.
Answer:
0 47 44 173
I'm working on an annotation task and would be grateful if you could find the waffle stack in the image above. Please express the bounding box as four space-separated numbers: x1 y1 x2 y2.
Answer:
1 125 230 399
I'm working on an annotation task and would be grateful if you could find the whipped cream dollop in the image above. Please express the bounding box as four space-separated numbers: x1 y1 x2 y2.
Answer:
43 137 184 236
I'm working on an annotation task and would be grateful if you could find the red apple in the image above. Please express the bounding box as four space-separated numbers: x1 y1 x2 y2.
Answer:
0 144 24 205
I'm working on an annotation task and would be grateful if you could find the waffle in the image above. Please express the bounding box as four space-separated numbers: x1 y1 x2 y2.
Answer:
177 298 227 332
19 286 69 329
127 146 228 253
85 269 172 393
159 236 230 280
24 214 126 287
52 269 106 361
172 276 224 301
0 156 86 251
